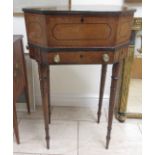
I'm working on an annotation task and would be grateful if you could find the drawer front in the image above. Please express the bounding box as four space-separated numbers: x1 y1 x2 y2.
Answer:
13 40 25 96
47 52 114 65
46 15 117 47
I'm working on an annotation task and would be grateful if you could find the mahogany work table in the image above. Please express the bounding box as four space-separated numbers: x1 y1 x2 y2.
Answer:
23 6 135 149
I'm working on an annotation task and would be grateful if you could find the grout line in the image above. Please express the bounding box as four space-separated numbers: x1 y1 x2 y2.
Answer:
19 119 108 124
77 121 79 155
137 122 142 134
19 117 104 123
14 152 63 155
18 118 44 121
13 152 41 155
51 119 99 122
19 114 108 123
51 106 54 116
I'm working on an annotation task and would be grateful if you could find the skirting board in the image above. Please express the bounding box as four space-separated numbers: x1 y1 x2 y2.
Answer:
17 96 109 112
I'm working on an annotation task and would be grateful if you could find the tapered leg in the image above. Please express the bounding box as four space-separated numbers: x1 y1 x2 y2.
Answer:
106 62 120 149
38 63 51 124
48 68 51 124
25 85 30 114
38 63 50 149
13 100 20 144
97 64 107 123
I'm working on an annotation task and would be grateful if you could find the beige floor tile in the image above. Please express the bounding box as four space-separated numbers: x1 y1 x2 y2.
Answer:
104 108 142 124
124 119 142 125
14 119 77 155
17 106 47 120
51 106 107 122
117 122 141 140
14 106 142 155
79 121 142 155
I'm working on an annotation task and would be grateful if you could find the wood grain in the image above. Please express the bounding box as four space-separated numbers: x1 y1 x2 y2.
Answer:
25 13 133 47
23 8 134 149
13 35 30 144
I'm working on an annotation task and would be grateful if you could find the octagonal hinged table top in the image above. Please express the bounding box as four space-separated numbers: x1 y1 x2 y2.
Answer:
23 6 135 51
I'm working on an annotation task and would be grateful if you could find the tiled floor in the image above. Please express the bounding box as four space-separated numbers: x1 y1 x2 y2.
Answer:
14 106 142 155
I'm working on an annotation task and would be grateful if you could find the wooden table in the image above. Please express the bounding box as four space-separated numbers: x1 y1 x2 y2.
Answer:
23 6 135 149
13 35 30 144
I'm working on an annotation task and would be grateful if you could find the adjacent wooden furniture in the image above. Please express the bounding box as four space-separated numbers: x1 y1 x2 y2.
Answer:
23 6 135 149
116 17 142 122
125 0 142 3
13 35 30 144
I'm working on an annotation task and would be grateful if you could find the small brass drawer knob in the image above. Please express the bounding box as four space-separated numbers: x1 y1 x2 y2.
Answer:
53 54 60 63
103 54 109 62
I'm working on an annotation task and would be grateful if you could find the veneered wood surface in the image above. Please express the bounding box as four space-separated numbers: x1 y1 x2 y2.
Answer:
28 47 128 65
13 38 26 98
24 13 134 48
13 35 31 145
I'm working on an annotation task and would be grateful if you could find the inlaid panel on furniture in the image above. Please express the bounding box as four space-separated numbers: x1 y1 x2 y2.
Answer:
24 8 134 47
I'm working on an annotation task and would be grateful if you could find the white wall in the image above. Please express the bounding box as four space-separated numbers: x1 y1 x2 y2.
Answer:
13 17 28 53
72 0 124 5
14 0 69 13
72 0 142 17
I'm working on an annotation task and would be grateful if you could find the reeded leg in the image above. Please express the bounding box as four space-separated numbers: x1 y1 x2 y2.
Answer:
38 63 50 149
97 64 107 123
48 67 51 124
106 62 120 149
13 100 20 144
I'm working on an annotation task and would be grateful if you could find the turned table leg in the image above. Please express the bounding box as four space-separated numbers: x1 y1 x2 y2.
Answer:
38 63 50 149
97 64 107 123
48 67 51 124
106 62 120 149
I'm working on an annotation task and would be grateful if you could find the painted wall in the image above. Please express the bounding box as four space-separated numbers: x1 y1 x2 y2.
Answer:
72 0 142 17
72 0 124 5
14 0 142 107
